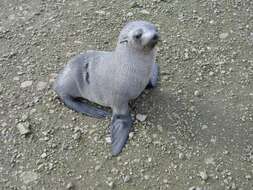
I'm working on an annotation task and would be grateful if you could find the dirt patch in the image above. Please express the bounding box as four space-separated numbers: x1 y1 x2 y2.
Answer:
0 0 252 189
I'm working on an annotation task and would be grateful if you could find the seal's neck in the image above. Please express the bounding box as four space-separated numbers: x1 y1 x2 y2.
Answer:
112 45 155 81
114 45 155 66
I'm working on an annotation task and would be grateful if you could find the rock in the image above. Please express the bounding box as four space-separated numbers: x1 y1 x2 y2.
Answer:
106 181 114 188
209 71 214 76
144 175 150 180
129 132 134 139
204 157 215 165
126 12 134 17
231 182 237 189
40 152 47 159
219 32 229 39
157 125 163 132
201 124 208 130
136 114 147 122
105 136 112 144
123 175 130 183
48 163 54 170
111 168 119 175
199 170 208 181
49 73 57 84
37 81 47 91
72 132 81 140
179 152 185 160
189 187 202 190
194 90 202 97
95 165 101 171
21 113 29 121
163 179 168 184
1 122 7 127
21 81 33 88
17 122 30 135
140 10 150 15
20 171 39 184
245 174 252 180
13 76 20 81
66 182 75 190
129 1 139 8
0 84 3 94
95 10 106 16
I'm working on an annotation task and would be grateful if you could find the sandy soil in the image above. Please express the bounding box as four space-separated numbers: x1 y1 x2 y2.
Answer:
0 0 252 189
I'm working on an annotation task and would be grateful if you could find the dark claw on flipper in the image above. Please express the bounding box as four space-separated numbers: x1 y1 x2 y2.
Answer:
110 114 133 156
146 63 159 89
61 96 110 119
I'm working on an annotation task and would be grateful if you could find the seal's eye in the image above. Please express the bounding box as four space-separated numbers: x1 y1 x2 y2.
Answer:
133 29 143 40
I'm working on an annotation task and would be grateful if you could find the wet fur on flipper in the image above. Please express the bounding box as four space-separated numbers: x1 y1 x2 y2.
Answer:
110 114 133 156
60 95 110 118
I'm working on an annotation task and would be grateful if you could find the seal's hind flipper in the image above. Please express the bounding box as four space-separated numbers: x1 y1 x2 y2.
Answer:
61 96 110 118
110 114 132 156
146 63 159 89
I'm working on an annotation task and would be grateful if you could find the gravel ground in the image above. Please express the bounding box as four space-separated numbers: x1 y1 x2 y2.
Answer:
0 0 253 189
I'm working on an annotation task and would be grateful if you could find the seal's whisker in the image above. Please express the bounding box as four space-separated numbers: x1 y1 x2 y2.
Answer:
120 39 128 44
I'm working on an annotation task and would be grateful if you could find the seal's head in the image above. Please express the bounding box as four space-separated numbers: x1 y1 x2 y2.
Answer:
118 21 160 52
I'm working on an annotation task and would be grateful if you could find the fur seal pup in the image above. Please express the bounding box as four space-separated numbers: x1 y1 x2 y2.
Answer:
53 20 160 155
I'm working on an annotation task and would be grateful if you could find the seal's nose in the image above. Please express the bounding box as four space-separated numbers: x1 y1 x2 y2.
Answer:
143 31 160 49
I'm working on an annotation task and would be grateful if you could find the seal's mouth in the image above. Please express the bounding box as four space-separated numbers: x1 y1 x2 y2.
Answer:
146 40 158 49
145 33 160 49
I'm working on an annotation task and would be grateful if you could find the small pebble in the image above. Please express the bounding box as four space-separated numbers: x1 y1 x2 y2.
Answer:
123 175 130 183
129 132 134 139
140 10 150 15
129 1 139 8
179 152 185 160
13 76 20 81
107 181 114 188
20 171 38 184
209 71 214 76
219 32 229 39
136 114 147 122
95 165 101 171
201 124 208 130
40 153 47 159
66 182 75 190
194 90 202 97
17 122 30 135
126 12 133 17
105 136 112 144
199 170 208 181
205 157 215 165
144 175 150 180
72 132 81 140
37 81 47 91
245 174 251 180
21 81 33 88
95 10 106 16
189 187 202 190
157 125 163 132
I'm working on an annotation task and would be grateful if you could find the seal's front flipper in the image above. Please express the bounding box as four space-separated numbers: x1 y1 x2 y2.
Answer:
61 96 110 118
146 63 159 89
110 114 132 156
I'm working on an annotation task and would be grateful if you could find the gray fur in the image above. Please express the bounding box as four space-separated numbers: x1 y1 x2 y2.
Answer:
53 20 160 155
